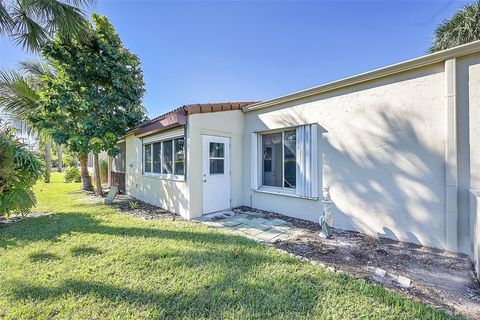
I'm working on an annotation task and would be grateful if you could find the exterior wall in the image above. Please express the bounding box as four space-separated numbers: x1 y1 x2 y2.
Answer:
243 63 450 250
469 190 480 280
457 54 480 254
124 130 190 218
187 110 244 218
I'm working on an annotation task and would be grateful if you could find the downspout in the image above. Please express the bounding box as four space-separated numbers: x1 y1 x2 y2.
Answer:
445 58 458 252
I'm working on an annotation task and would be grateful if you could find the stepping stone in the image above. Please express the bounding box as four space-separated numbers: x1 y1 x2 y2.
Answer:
222 219 244 227
269 218 291 226
271 225 295 232
236 226 264 236
202 221 224 228
244 219 272 231
271 233 291 242
255 228 285 242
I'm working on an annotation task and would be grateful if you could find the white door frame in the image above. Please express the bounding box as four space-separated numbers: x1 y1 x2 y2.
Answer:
202 135 231 214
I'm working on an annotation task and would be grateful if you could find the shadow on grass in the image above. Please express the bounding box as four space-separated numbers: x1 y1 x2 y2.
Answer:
0 212 258 249
28 252 60 262
70 246 103 256
8 271 325 319
1 212 452 318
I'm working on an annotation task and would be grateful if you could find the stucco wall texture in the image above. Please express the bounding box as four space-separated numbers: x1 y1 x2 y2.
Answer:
124 131 190 217
123 50 480 258
244 57 480 255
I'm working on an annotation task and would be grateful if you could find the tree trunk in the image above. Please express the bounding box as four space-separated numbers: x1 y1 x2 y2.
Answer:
44 141 51 183
94 153 103 196
57 144 63 172
79 152 94 191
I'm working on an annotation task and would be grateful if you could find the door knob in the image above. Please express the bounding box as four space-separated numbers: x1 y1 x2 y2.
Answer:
203 179 207 182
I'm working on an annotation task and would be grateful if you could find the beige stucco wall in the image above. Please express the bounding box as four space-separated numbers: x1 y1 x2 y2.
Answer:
243 63 450 250
124 130 190 218
457 54 480 254
469 190 480 280
187 110 244 218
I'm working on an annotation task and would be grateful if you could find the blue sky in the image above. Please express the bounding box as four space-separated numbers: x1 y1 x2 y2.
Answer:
0 0 469 118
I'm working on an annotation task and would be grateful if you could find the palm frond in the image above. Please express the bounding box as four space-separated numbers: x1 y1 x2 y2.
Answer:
0 1 13 34
19 59 55 77
0 70 40 117
10 0 50 52
430 0 480 52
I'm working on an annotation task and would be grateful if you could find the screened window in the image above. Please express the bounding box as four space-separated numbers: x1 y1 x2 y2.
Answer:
143 136 185 179
261 130 296 189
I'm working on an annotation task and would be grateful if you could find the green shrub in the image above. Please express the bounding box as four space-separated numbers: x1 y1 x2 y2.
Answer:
0 132 45 217
100 159 108 183
64 166 81 183
63 154 78 167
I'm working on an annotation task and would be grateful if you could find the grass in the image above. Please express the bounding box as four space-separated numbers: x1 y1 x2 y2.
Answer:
0 173 457 319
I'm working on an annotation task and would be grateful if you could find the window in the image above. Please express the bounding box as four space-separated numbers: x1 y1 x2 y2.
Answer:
143 136 185 179
252 124 318 199
113 142 126 172
144 144 152 173
261 131 296 188
152 143 161 173
209 142 225 174
174 138 185 175
162 140 173 174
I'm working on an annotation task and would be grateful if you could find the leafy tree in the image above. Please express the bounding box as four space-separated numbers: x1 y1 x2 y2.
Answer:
0 130 44 217
39 14 146 195
0 0 93 52
430 1 480 52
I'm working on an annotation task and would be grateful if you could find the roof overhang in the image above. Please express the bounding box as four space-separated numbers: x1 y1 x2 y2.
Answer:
243 40 480 112
134 112 187 138
126 102 257 139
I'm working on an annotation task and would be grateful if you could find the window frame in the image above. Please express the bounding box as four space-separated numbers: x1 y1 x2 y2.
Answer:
142 135 186 181
259 128 297 193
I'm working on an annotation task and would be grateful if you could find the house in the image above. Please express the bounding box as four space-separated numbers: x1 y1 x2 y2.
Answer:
110 41 480 275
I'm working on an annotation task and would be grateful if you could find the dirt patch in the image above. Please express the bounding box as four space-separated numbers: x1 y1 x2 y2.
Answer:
235 206 480 319
111 194 183 221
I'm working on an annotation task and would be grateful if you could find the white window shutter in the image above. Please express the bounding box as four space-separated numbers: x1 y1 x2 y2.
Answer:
251 132 259 189
296 124 319 198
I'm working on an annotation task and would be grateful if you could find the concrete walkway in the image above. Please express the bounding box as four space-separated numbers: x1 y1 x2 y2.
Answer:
195 209 300 243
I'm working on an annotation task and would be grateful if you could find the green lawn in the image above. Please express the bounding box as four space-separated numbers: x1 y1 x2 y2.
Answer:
0 173 456 319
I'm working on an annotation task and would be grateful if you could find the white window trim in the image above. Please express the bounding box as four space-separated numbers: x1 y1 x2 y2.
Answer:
258 129 297 193
252 124 319 199
254 186 318 200
142 135 185 181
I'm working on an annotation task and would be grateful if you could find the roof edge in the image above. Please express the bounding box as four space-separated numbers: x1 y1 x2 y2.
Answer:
243 40 480 112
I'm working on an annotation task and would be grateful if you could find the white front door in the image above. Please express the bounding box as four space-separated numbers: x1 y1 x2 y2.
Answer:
202 135 230 214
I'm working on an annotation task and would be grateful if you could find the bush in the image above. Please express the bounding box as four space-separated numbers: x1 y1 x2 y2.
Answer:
100 159 108 183
64 166 81 183
63 154 78 167
0 133 45 217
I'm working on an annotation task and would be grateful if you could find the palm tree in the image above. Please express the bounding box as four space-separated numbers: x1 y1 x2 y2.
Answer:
0 61 95 190
430 1 480 52
0 0 93 52
0 61 53 182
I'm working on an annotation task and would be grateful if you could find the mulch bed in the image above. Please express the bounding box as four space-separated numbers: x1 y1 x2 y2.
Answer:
111 194 183 221
235 206 480 319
